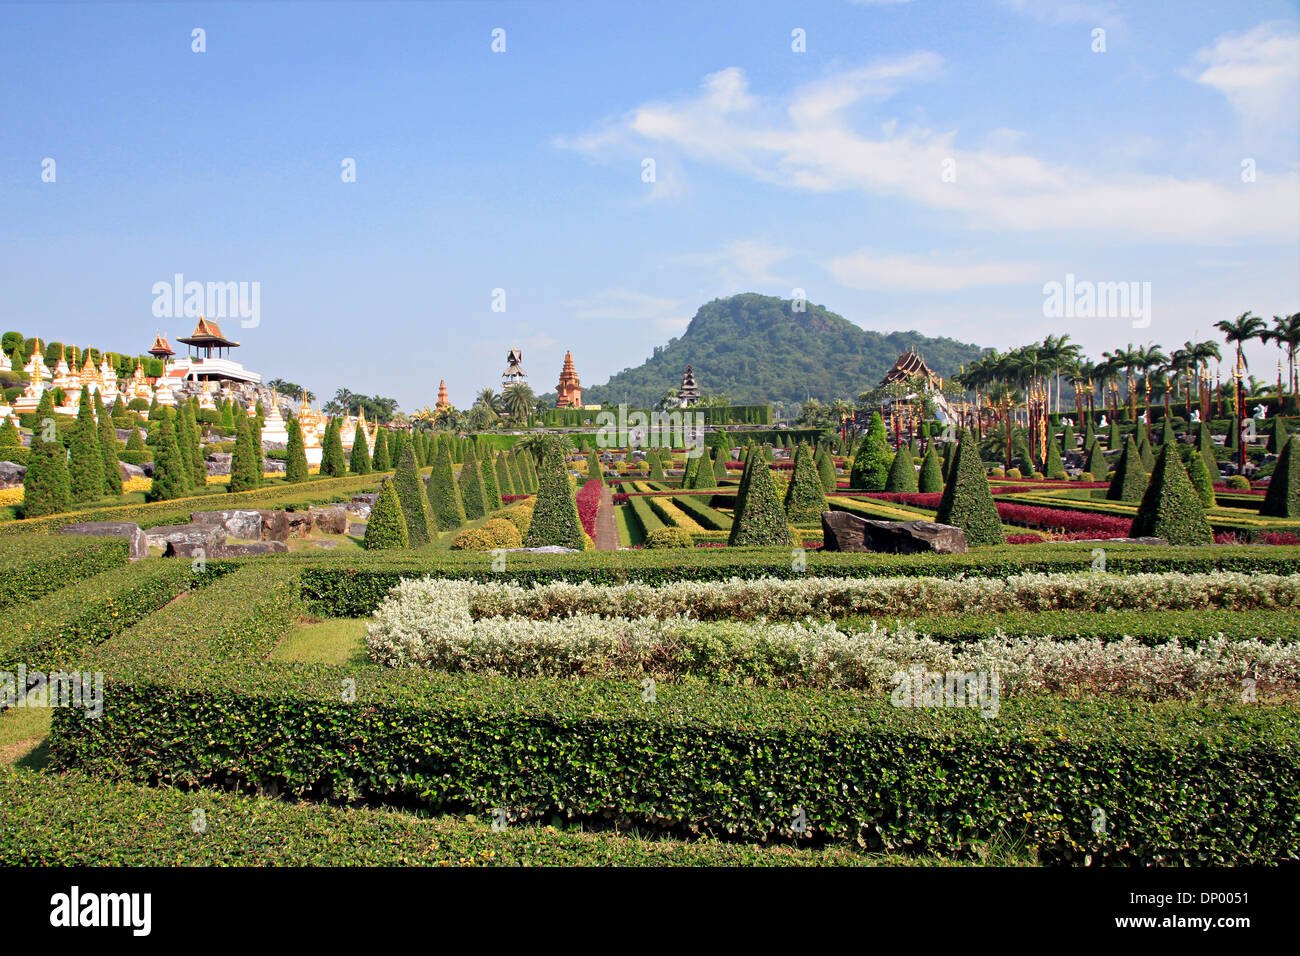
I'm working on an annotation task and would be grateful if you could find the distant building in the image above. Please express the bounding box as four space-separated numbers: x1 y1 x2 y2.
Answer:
502 347 527 389
556 350 582 408
678 365 701 407
436 380 451 411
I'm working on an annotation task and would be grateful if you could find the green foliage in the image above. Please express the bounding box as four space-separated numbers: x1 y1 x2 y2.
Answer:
1041 430 1067 479
183 403 207 490
321 419 348 478
1260 435 1299 518
815 443 837 493
370 428 390 471
713 445 728 480
935 430 1003 547
1267 416 1290 454
883 446 918 493
0 535 129 612
125 424 145 452
1227 475 1251 490
364 480 409 550
1136 433 1155 471
1061 424 1076 452
456 450 487 521
1084 438 1108 479
348 423 372 475
782 443 827 523
285 417 309 483
1107 420 1120 451
648 448 665 480
918 444 943 493
68 388 105 503
645 526 694 548
690 449 718 489
392 444 432 546
524 440 585 549
1130 443 1214 545
585 450 604 486
506 450 526 494
480 451 502 511
428 439 465 530
1185 446 1216 507
1198 421 1220 480
1106 436 1149 502
94 392 122 496
494 452 515 497
849 413 892 490
146 415 187 502
227 413 261 494
577 293 983 407
729 449 792 547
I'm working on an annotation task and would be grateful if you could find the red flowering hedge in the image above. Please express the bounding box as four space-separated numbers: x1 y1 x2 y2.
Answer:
575 480 601 539
863 492 1133 537
611 493 630 506
501 494 532 504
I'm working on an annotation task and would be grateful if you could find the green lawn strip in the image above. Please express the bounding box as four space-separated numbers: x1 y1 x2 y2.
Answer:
835 608 1300 645
0 695 52 769
0 767 954 867
827 496 941 522
615 505 642 547
272 618 369 666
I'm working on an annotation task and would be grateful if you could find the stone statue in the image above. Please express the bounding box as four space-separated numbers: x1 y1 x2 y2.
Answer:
1253 404 1268 420
1138 411 1147 424
1190 409 1201 423
1099 414 1108 428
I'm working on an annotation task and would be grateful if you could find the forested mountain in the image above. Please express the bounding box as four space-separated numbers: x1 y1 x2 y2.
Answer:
571 294 986 407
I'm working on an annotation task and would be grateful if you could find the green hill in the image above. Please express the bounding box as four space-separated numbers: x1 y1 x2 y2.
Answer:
566 294 986 408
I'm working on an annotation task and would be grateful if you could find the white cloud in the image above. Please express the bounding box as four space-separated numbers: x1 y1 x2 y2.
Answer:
565 287 685 323
558 58 1299 242
828 249 1036 292
677 239 796 288
1195 21 1300 130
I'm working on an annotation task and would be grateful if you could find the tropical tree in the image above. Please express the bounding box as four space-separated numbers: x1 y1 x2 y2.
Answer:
501 383 537 423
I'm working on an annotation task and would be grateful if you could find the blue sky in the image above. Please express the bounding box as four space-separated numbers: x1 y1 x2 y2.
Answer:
2 0 1297 411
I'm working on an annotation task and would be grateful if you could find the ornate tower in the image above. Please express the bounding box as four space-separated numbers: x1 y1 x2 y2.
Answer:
556 351 582 408
436 380 451 411
678 365 701 407
502 347 527 389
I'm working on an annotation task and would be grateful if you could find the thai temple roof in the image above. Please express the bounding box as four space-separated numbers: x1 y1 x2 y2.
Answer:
879 348 941 389
178 316 239 348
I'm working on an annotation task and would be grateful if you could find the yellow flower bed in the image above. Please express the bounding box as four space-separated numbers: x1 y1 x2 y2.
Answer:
0 487 23 507
650 497 705 533
122 477 151 494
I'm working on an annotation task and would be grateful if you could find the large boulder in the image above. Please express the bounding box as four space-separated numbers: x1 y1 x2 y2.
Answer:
205 453 233 476
145 523 227 558
308 505 348 535
285 511 314 538
263 459 286 474
0 460 26 489
821 512 968 554
191 510 264 540
348 493 378 519
218 541 289 557
257 509 290 542
58 521 148 561
118 460 146 482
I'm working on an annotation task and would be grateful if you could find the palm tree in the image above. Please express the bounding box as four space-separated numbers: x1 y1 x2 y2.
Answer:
1215 311 1267 373
409 405 437 431
1040 334 1083 414
1266 313 1300 397
474 388 502 415
501 383 537 424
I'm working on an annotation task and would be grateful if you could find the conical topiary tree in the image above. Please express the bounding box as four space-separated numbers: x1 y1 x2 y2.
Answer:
815 444 836 493
648 448 665 481
883 446 918 493
148 415 188 502
285 416 309 483
1084 438 1108 480
1106 436 1148 502
1041 430 1067 479
729 444 792 547
1260 434 1299 518
1267 416 1290 454
349 423 372 474
393 443 432 545
681 453 698 488
495 452 515 497
480 451 501 510
1186 446 1216 507
935 429 1003 547
0 416 23 461
363 480 409 550
586 450 603 486
713 445 728 481
507 450 526 495
185 403 208 490
370 428 390 471
1136 433 1155 472
228 412 261 493
691 449 717 490
68 387 105 503
95 392 123 496
1160 417 1176 447
1130 443 1213 544
1197 421 1220 480
321 419 347 477
456 450 487 520
782 443 826 523
426 440 464 533
1061 424 1076 452
525 439 585 549
918 444 944 493
22 391 71 516
849 413 892 490
1107 421 1120 450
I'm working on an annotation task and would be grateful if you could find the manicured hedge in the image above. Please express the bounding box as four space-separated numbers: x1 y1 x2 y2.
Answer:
671 493 732 530
0 560 219 669
50 665 1300 864
626 494 666 538
0 768 910 867
0 473 385 535
292 545 1300 616
0 535 130 611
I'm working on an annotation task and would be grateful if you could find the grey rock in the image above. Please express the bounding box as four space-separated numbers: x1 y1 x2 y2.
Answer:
217 541 289 557
258 509 290 542
141 461 156 478
191 510 264 540
821 512 968 554
309 505 348 535
58 521 148 561
0 460 26 489
118 460 146 482
205 453 233 476
262 459 286 473
146 523 227 557
285 511 314 538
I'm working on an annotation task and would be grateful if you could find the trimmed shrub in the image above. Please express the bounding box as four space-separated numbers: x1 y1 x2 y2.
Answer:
1186 447 1216 507
495 452 516 497
371 428 390 471
729 448 792 547
227 413 260 494
1130 443 1214 545
1041 430 1067 479
1106 436 1148 502
425 441 463 534
783 443 826 523
815 444 836 493
1084 438 1107 480
585 450 604 485
1198 421 1220 480
935 430 1002 547
68 387 105 503
849 413 891 491
690 449 718 490
285 417 309 483
456 451 487 520
524 440 585 549
918 445 943 493
884 446 918 493
1227 475 1251 490
645 526 694 548
320 419 347 477
451 518 523 551
648 449 665 481
480 451 502 511
362 480 409 550
1260 434 1299 518
0 535 129 612
147 415 188 502
393 444 432 546
1136 433 1155 472
348 423 372 475
95 392 122 496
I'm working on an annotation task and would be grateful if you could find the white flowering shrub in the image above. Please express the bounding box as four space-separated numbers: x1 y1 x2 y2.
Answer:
365 576 1300 700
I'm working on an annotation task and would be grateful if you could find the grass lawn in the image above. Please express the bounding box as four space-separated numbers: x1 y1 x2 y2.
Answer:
271 617 369 666
615 505 642 547
0 691 52 770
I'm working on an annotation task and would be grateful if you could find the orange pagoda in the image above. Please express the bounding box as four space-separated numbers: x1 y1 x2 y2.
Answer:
556 351 582 408
436 379 451 411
